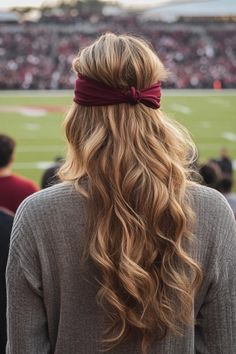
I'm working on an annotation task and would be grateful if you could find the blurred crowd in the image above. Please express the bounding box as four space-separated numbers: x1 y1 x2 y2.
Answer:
0 15 235 89
199 149 236 218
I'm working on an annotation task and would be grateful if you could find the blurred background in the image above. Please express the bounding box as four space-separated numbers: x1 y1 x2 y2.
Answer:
0 0 235 190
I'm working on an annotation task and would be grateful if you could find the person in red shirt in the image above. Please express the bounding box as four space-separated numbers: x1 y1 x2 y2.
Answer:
0 134 39 213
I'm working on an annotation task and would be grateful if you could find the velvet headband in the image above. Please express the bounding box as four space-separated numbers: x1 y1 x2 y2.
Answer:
74 75 161 109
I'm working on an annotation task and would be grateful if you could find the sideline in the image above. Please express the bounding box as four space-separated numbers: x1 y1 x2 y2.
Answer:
0 89 236 97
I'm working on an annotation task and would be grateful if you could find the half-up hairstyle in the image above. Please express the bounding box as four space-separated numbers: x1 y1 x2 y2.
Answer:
60 33 202 354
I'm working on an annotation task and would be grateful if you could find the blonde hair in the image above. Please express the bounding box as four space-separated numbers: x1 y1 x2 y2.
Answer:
60 33 202 354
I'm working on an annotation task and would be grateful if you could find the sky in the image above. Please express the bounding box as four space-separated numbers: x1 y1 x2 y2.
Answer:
143 0 236 18
0 0 235 11
0 0 59 10
0 0 214 10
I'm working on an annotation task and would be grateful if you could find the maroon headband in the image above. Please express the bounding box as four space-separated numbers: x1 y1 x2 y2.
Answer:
74 75 161 109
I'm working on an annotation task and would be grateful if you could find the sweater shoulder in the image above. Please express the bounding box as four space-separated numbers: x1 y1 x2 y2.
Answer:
14 182 85 226
189 183 234 221
188 183 236 263
18 181 78 205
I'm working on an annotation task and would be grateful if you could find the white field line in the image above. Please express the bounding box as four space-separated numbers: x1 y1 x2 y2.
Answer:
208 98 232 108
222 132 236 142
24 123 41 130
160 89 236 97
199 121 211 128
170 103 192 114
17 145 65 152
197 143 236 150
0 89 236 97
18 107 47 117
14 162 56 169
0 106 65 117
0 90 72 97
0 106 48 117
15 136 63 140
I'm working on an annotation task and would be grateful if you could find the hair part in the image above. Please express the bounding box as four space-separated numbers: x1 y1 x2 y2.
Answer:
60 33 202 354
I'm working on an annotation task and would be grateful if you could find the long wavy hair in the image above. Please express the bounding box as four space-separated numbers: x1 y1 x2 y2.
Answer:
60 33 202 354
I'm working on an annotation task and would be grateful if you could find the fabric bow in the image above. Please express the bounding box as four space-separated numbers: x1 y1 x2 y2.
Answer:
74 75 161 109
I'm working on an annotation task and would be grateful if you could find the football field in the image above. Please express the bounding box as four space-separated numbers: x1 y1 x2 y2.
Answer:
0 90 235 187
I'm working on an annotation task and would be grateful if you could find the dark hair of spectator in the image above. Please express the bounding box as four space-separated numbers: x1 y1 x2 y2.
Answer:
199 163 220 188
217 178 233 194
41 166 61 189
0 134 16 168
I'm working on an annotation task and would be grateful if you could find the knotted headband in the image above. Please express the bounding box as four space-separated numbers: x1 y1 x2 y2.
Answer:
74 75 161 109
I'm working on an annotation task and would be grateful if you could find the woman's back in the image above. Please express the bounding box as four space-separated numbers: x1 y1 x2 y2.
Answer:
6 182 236 353
6 33 236 354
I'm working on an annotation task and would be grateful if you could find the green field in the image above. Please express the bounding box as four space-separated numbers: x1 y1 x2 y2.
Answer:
0 90 235 187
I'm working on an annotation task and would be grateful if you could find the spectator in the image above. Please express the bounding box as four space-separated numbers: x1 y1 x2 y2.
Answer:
199 161 222 189
41 156 63 189
0 207 13 353
217 148 233 178
217 178 236 218
0 134 39 213
6 33 236 354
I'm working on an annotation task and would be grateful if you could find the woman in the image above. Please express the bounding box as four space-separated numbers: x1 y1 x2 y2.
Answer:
6 33 236 354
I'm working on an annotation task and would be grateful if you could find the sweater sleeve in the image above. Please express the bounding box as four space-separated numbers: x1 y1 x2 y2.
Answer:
6 199 51 354
195 196 236 354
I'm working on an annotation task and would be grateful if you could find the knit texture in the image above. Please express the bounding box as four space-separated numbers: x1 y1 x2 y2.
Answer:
6 182 236 354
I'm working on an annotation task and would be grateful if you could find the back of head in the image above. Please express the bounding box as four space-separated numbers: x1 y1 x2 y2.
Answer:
0 134 15 168
60 33 202 353
199 162 221 189
220 148 229 159
217 177 233 194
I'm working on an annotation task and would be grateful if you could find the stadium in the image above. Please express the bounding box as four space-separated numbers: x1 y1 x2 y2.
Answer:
1 1 236 353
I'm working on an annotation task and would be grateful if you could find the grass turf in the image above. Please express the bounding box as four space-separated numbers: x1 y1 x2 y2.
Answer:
0 90 235 187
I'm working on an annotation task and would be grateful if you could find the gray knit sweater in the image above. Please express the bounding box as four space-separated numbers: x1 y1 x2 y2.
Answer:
6 182 236 354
